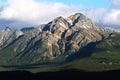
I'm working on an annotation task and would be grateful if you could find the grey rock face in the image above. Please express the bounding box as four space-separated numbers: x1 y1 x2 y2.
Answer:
0 13 114 64
0 27 23 48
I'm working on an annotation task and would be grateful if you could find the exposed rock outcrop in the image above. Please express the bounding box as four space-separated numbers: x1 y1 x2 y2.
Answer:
0 13 114 65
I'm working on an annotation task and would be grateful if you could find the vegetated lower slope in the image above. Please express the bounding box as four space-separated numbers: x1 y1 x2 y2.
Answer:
51 32 120 72
0 13 112 66
29 32 120 72
0 13 118 72
0 31 119 72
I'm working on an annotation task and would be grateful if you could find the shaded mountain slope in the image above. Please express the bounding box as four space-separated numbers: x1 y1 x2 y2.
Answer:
53 32 120 72
0 13 113 66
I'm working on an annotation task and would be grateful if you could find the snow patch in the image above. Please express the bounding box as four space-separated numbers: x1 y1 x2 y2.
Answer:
67 18 73 25
59 22 68 29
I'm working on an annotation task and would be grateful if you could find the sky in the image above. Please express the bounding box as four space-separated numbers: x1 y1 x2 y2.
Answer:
35 0 110 8
0 0 120 29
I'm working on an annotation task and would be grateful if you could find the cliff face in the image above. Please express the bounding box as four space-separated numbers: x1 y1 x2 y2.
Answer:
0 13 113 65
0 27 23 49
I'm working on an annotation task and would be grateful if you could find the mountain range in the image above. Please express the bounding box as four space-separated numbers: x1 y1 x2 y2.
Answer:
0 13 119 72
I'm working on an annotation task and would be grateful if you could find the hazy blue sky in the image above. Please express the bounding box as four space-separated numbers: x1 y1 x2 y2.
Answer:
0 0 120 30
0 0 110 8
38 0 110 8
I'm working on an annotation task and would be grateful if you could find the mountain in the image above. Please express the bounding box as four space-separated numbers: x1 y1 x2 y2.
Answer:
0 13 119 72
52 32 120 72
0 27 23 49
20 27 35 33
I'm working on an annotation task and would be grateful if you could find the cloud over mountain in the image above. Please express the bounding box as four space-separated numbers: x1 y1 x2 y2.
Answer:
83 0 120 29
0 0 82 28
103 0 120 25
0 0 120 29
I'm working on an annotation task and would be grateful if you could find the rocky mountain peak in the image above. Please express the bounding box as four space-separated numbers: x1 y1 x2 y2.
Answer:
67 13 86 25
14 30 24 38
68 13 86 21
4 27 12 32
54 16 65 22
0 27 13 46
67 13 100 30
0 13 114 65
52 16 69 29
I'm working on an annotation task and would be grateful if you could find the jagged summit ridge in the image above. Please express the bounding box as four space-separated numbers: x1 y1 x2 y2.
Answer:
0 13 114 65
0 27 23 49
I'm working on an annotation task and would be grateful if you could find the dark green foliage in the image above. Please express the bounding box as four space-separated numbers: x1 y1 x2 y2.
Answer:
61 32 120 72
29 32 120 72
0 32 120 72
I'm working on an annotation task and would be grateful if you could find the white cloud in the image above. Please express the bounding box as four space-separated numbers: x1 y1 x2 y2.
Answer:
85 8 106 23
103 9 120 25
0 0 120 30
0 0 82 26
83 0 120 27
101 0 120 25
111 0 120 9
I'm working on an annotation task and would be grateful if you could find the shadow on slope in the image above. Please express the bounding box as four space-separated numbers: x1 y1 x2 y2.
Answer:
66 42 98 62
